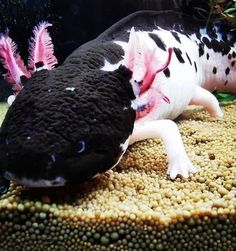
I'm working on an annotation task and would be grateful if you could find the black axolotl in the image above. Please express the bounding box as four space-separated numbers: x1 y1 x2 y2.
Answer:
0 11 235 187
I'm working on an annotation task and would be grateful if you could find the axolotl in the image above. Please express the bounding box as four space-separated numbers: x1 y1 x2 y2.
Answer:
0 11 235 187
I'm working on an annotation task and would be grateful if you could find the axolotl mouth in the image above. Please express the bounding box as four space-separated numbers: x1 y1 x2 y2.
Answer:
0 137 115 187
0 139 127 187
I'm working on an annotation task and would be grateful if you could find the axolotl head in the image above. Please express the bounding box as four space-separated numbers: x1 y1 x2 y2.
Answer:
0 55 136 187
0 22 139 187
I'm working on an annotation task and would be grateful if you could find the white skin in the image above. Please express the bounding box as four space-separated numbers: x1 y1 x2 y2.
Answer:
102 27 236 179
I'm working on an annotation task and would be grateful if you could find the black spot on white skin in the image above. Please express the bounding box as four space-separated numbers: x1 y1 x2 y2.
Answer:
198 43 204 57
224 80 228 86
225 67 230 75
202 37 213 49
185 52 192 65
171 31 181 43
194 61 198 72
213 67 217 74
173 47 185 63
214 41 231 56
228 54 232 60
232 61 235 67
163 68 170 78
206 53 210 60
148 33 166 51
232 51 236 58
185 34 191 39
202 37 231 56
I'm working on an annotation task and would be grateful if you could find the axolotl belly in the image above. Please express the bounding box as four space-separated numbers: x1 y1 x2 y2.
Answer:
0 11 235 187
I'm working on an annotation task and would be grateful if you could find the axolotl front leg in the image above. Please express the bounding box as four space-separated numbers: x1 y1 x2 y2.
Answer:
129 80 226 179
129 86 224 179
130 119 197 179
129 84 225 180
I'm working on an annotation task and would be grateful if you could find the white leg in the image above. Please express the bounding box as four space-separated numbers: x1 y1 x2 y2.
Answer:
190 86 223 118
130 120 197 179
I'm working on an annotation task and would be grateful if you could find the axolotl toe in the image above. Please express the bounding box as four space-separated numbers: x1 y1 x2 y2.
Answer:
0 11 236 187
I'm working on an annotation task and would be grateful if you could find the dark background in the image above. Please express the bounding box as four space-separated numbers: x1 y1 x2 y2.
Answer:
0 0 210 100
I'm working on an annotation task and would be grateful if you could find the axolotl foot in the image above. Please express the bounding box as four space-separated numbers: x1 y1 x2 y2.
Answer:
130 119 198 179
167 152 197 179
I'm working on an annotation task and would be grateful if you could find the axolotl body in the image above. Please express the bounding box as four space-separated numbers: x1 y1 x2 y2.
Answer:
0 11 236 187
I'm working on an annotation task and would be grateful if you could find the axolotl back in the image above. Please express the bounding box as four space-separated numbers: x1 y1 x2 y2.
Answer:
0 11 236 186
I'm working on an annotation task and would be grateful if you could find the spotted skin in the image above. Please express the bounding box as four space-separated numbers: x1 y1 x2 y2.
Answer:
112 27 235 121
98 12 236 179
0 11 236 186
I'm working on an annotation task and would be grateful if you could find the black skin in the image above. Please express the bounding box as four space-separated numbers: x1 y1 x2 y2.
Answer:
0 41 136 185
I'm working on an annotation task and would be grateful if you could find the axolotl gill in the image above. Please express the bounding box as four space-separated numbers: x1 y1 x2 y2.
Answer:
0 11 235 187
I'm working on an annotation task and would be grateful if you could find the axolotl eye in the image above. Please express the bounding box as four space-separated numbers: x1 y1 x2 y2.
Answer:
78 140 86 153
